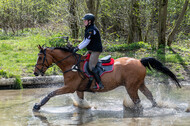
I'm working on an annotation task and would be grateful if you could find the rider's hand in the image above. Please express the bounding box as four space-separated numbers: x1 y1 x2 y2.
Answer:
73 46 79 53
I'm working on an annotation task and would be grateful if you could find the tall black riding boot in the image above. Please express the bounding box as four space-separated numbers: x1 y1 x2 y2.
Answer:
92 68 104 90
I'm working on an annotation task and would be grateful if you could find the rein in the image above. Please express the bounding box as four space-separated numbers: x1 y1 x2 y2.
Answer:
35 48 86 79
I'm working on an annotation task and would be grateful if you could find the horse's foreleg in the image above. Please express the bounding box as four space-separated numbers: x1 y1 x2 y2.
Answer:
71 91 91 109
33 86 75 111
139 84 157 107
33 91 55 111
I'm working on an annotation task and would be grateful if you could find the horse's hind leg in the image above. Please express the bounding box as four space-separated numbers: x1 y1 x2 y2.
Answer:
126 87 142 109
139 83 157 107
33 86 75 111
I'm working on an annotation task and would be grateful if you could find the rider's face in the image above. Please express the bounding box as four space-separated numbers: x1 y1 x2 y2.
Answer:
83 20 89 26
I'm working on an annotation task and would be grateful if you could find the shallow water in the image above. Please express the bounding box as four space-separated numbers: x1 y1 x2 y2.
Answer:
0 83 190 126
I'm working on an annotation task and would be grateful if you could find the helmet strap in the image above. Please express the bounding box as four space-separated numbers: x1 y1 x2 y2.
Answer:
88 20 91 26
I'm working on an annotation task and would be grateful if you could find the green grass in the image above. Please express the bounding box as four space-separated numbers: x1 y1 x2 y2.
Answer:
103 41 190 81
0 29 72 80
105 41 151 52
0 29 190 84
0 35 44 76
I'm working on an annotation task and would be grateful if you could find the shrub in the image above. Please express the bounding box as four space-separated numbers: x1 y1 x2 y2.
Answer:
48 33 69 47
105 41 151 52
0 69 23 89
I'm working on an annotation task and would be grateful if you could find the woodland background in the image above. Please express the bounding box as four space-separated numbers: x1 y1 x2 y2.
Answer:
0 0 189 88
0 0 189 47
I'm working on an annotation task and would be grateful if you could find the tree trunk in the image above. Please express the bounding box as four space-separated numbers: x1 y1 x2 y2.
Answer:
158 0 168 48
144 0 159 43
20 0 23 33
167 0 189 46
85 0 95 14
85 0 100 27
2 1 8 35
68 0 79 39
94 0 100 25
128 0 142 44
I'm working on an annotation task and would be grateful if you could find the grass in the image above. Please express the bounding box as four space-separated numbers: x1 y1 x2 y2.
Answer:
105 41 152 52
104 41 190 81
0 29 189 89
0 35 44 76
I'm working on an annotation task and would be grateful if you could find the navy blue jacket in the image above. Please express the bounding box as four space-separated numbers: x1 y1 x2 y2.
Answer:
85 24 103 52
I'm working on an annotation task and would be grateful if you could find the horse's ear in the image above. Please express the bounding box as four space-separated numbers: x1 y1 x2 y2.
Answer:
38 45 43 50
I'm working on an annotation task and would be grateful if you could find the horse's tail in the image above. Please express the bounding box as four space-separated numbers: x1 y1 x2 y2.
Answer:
140 57 181 88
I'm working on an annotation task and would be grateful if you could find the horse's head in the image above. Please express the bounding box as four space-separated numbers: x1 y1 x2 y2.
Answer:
34 45 54 76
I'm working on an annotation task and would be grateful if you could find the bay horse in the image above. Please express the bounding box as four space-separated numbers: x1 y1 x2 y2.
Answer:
33 45 181 111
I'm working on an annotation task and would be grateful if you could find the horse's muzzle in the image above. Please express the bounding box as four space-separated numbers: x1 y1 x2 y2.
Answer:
34 72 39 76
34 71 44 76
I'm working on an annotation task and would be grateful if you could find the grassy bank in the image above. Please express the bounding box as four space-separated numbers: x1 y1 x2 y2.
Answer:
0 30 190 85
104 41 190 80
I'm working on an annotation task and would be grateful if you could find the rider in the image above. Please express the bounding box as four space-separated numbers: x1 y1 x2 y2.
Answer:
73 13 104 90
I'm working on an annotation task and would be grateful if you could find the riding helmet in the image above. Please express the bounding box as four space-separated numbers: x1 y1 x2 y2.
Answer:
82 13 95 23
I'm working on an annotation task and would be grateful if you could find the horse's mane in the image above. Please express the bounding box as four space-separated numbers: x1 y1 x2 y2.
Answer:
40 45 75 54
53 46 75 53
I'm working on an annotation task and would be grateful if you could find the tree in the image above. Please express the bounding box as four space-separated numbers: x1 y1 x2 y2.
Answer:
167 0 189 46
158 0 168 48
144 0 159 43
127 0 142 44
68 0 79 39
85 0 95 14
0 0 189 45
85 0 100 25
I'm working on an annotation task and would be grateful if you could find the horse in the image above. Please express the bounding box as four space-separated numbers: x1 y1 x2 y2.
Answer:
33 45 181 111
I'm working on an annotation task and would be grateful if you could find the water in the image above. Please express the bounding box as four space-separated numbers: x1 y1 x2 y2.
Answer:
0 83 190 126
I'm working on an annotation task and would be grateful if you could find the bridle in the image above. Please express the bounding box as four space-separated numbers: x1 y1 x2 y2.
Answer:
35 49 50 75
35 48 86 79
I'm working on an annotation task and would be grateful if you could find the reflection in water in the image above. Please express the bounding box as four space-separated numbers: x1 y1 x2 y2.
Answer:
32 104 190 125
33 112 51 126
32 105 146 125
123 106 143 118
33 106 96 125
0 85 190 126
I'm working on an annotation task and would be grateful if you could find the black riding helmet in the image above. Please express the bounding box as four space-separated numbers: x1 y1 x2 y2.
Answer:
82 13 95 24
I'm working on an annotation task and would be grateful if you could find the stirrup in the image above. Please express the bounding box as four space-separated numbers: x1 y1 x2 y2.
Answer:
93 83 104 90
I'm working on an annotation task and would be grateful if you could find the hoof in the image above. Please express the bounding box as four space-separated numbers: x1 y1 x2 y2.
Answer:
73 100 91 109
134 104 143 110
152 102 157 107
186 108 190 112
33 103 41 111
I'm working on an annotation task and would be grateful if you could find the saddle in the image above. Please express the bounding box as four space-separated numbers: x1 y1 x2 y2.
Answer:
83 54 114 78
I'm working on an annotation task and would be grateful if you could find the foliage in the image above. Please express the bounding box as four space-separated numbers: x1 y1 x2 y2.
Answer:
0 34 13 40
0 0 189 44
105 41 151 52
48 34 69 47
0 69 14 78
0 69 23 89
13 75 23 89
